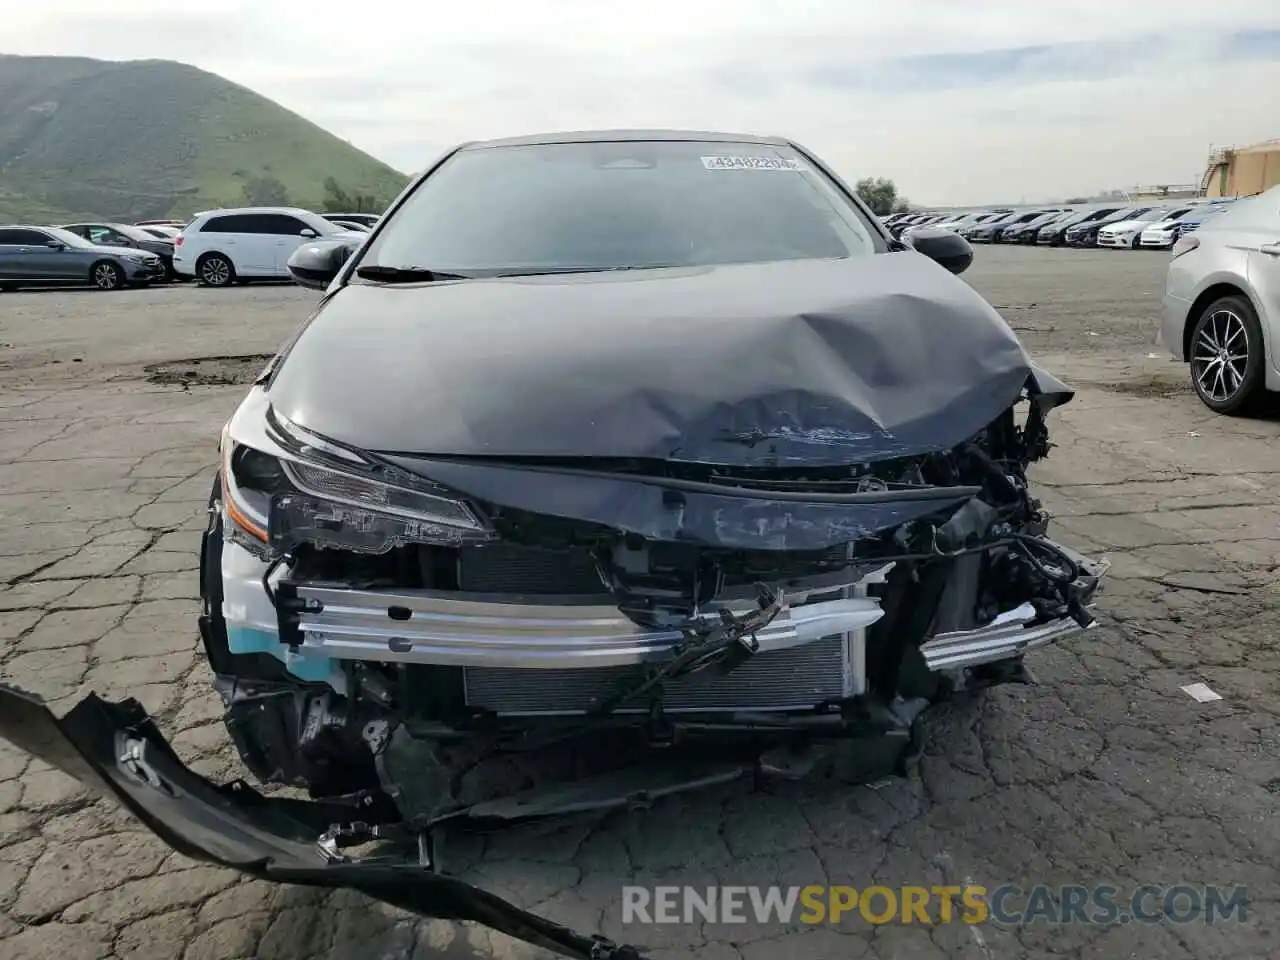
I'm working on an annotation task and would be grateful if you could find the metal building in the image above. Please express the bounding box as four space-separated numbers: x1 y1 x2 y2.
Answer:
1200 139 1280 197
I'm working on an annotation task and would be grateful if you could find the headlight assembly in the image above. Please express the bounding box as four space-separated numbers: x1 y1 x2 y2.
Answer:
219 408 491 557
282 460 480 529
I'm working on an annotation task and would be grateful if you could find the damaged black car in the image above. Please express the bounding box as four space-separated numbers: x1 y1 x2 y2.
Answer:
1 131 1106 958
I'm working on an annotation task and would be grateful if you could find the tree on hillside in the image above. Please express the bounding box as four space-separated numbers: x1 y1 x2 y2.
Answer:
854 177 910 215
242 175 290 206
321 176 385 213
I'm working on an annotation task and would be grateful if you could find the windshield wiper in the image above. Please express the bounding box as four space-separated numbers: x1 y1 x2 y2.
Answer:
493 264 685 278
355 265 474 283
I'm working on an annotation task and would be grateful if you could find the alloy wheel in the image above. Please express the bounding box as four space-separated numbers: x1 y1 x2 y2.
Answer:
93 263 121 290
1192 309 1249 403
201 257 231 286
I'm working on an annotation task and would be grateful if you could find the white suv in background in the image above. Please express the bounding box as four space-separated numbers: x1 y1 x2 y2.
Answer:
173 207 364 286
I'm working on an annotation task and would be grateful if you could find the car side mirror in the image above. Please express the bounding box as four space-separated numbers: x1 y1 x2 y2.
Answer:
299 228 319 239
287 239 357 290
45 240 65 250
902 225 974 275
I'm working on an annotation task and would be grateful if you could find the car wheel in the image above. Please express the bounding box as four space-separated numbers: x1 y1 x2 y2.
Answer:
0 282 18 292
91 261 123 290
1129 235 1141 249
1189 295 1265 414
198 253 235 287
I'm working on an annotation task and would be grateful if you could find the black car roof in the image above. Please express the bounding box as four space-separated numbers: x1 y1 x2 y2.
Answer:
462 129 790 150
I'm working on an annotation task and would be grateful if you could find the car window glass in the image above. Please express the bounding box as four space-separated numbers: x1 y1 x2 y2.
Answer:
365 140 879 274
235 215 275 234
201 215 258 233
0 229 52 245
256 215 312 235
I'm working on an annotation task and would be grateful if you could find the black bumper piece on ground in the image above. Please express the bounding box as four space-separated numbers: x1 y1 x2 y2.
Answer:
0 684 644 960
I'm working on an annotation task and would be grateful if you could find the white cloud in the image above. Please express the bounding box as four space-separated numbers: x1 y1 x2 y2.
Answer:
7 0 1280 202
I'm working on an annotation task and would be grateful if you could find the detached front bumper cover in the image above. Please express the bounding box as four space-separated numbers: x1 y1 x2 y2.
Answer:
0 684 643 960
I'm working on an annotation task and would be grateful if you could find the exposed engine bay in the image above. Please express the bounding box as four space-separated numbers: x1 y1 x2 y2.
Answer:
202 371 1106 830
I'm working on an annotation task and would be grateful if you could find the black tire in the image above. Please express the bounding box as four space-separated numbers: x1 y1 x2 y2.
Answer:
197 253 235 287
1188 294 1266 415
0 282 17 292
91 260 123 290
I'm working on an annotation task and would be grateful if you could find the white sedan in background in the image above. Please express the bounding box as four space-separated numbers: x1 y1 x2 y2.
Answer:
1096 207 1184 248
1140 202 1231 249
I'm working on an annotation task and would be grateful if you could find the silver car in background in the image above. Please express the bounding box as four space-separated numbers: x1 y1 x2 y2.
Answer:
1160 186 1280 413
0 225 166 291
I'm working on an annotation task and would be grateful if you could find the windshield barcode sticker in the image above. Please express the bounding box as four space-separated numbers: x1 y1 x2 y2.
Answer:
701 155 806 171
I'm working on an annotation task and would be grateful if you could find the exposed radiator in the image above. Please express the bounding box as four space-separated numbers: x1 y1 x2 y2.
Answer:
457 542 608 594
463 635 848 716
455 541 871 715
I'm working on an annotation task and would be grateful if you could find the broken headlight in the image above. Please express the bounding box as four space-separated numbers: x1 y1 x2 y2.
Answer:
271 459 491 554
219 406 491 556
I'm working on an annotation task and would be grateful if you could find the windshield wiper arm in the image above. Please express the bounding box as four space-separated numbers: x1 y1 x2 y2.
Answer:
355 265 474 283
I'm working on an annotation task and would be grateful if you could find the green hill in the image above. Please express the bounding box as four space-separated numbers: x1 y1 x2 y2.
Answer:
0 54 409 223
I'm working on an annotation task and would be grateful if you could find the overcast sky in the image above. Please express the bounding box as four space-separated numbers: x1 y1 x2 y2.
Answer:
8 1 1280 204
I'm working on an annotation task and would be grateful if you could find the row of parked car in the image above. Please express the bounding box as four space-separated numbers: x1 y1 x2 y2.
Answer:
0 209 380 292
884 199 1238 251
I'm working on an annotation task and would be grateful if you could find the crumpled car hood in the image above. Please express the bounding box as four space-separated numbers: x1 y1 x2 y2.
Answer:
268 253 1034 467
0 684 643 960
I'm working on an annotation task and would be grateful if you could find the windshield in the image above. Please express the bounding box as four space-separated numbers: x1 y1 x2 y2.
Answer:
1099 208 1141 224
1028 211 1065 226
361 140 879 276
113 223 162 242
1055 210 1087 226
44 227 93 248
308 217 345 236
1186 206 1226 223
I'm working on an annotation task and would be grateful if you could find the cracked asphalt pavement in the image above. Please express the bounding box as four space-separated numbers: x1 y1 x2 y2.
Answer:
2 247 1278 959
